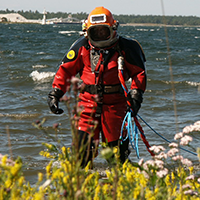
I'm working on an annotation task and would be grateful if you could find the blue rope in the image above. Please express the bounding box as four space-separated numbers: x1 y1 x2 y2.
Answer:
137 114 198 156
119 68 197 157
120 111 140 158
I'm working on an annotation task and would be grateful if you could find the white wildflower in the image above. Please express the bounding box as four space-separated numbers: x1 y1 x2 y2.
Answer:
182 125 193 134
143 160 155 170
155 160 164 169
149 145 165 153
180 135 193 146
194 121 200 125
169 142 178 148
142 171 149 179
186 175 195 180
172 155 183 161
193 123 200 131
184 190 198 196
181 158 192 167
174 132 183 140
138 158 144 166
167 148 179 157
156 168 168 178
155 152 168 160
182 184 192 190
182 121 200 134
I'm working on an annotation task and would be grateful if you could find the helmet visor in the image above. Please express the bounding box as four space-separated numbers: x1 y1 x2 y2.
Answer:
88 25 111 41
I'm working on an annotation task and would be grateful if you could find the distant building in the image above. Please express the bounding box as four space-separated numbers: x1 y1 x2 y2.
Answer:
42 9 47 25
0 12 81 24
0 13 40 23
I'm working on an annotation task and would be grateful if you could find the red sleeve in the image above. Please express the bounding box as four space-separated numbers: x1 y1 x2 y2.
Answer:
52 48 84 93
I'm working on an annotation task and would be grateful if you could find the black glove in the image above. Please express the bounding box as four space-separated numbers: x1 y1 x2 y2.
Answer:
127 89 143 117
48 88 64 114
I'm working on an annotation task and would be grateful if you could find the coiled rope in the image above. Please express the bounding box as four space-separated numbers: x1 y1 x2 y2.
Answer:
118 56 155 158
118 56 197 157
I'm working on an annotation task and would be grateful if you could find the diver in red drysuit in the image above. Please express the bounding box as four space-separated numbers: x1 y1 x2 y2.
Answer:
48 6 146 166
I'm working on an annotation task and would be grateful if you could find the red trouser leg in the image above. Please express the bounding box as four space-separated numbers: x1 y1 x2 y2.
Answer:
101 101 127 142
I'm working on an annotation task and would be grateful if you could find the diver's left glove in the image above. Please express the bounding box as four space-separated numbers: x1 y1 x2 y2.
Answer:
127 89 143 117
48 88 64 114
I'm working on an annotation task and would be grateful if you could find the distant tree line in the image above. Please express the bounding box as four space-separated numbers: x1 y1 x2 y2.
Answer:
1 9 200 25
115 14 200 26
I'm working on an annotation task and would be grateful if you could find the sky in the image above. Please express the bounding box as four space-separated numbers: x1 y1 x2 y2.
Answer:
1 0 200 17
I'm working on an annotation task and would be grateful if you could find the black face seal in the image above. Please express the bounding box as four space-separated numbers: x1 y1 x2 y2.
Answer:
89 25 111 41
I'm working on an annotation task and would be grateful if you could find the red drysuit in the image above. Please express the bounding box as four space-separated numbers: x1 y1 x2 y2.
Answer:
52 36 146 143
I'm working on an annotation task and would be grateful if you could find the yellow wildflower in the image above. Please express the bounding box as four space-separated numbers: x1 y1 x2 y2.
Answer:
117 181 123 199
39 151 45 156
94 184 101 200
1 155 7 166
18 176 25 187
34 192 44 200
46 161 52 177
105 170 113 181
145 188 156 200
72 177 76 183
63 175 69 184
165 174 171 186
5 179 12 188
154 187 159 195
94 173 99 186
189 166 194 174
171 171 175 182
61 146 66 155
45 152 51 158
38 172 43 182
60 171 64 178
102 184 109 195
11 163 21 176
122 161 127 174
11 188 21 199
113 146 118 154
67 147 71 154
139 173 147 187
133 184 141 199
126 168 132 182
45 143 53 149
85 162 90 173
62 160 72 173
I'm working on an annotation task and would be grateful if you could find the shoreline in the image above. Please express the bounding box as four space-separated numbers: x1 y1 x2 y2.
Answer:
120 23 200 27
0 21 200 27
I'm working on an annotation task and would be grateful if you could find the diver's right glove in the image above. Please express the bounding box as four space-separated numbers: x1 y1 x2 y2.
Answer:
127 89 143 117
48 88 64 114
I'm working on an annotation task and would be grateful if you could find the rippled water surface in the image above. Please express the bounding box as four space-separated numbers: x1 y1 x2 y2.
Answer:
0 23 200 184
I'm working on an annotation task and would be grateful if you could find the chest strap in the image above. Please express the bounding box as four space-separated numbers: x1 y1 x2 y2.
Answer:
82 84 123 95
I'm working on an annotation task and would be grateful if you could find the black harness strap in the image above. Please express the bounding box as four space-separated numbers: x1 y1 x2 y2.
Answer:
82 84 123 95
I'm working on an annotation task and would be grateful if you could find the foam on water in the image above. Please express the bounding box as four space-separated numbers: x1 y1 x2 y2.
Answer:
58 30 77 34
186 81 200 86
36 52 46 55
32 64 48 69
30 70 55 82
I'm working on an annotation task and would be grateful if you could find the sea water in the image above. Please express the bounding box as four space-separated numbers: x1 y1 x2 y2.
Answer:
0 23 200 184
